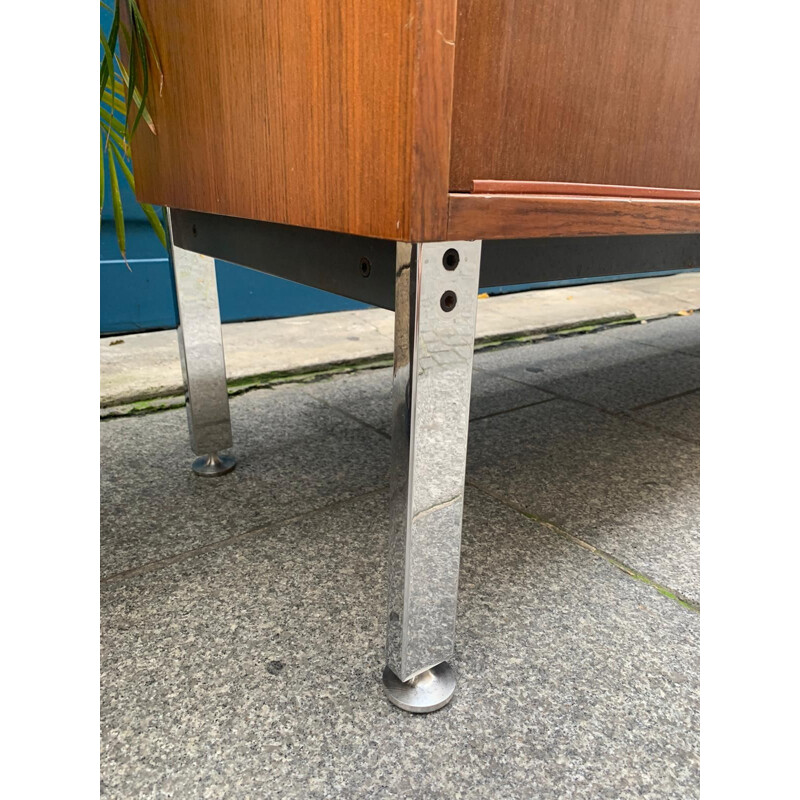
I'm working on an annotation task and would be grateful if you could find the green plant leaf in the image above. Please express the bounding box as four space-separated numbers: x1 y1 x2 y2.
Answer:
100 137 105 214
107 145 127 268
130 1 163 94
141 204 167 249
128 16 150 136
110 143 166 249
124 32 138 133
110 141 134 184
100 28 117 99
113 56 156 133
101 1 163 257
100 107 128 138
106 126 131 157
100 1 120 97
101 88 130 117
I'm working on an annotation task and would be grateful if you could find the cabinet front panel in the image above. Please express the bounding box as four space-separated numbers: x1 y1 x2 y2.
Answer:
450 0 700 192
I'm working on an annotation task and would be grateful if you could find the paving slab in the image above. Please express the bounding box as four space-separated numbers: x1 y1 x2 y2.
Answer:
303 364 554 436
100 384 390 578
467 399 700 603
630 391 700 443
606 312 700 356
473 322 700 412
101 490 699 800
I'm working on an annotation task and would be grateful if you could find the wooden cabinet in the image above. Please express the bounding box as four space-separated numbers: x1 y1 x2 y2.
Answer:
128 2 700 709
129 0 699 242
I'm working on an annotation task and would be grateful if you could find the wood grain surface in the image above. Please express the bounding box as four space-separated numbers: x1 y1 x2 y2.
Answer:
447 194 700 240
472 181 699 200
130 1 457 241
450 0 700 192
129 1 699 242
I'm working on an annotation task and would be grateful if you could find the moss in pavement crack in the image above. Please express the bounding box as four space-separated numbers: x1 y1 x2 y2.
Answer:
225 356 393 395
101 309 697 420
515 508 699 612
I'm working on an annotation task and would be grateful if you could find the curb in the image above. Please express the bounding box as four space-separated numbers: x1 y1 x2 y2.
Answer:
101 310 701 419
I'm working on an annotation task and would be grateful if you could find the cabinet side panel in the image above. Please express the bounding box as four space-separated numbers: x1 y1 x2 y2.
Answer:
449 0 700 192
129 1 425 240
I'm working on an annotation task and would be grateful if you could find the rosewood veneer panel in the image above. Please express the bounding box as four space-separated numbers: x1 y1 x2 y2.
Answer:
450 0 700 192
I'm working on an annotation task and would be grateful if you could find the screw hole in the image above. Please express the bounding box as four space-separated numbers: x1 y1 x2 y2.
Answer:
443 248 460 270
359 257 371 277
440 290 457 312
192 224 198 237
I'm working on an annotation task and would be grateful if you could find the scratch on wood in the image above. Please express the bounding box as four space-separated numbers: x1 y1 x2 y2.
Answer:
437 29 455 46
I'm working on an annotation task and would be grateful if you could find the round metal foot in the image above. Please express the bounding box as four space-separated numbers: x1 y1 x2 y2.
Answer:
191 452 236 477
382 662 456 713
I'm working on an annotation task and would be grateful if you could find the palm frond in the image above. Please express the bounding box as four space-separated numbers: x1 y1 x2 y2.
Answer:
107 144 127 267
100 1 165 258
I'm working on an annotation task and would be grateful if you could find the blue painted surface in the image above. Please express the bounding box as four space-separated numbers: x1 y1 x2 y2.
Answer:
483 269 697 298
101 236 369 334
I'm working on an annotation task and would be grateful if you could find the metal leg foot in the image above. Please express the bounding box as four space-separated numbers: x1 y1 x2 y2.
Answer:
191 452 237 477
383 240 482 710
382 662 457 713
167 208 235 475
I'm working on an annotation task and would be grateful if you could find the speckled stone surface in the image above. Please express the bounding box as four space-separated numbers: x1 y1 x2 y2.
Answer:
472 323 699 412
303 364 554 436
101 491 699 800
606 313 700 356
101 315 700 798
630 391 700 443
100 384 390 578
467 400 700 604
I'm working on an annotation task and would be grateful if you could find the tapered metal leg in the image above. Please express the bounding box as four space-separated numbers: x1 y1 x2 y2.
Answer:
167 209 236 476
383 240 482 712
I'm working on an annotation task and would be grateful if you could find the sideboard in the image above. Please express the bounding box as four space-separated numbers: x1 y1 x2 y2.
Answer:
126 0 699 712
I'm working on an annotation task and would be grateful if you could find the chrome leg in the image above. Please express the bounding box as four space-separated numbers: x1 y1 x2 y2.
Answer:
167 209 236 477
383 240 482 712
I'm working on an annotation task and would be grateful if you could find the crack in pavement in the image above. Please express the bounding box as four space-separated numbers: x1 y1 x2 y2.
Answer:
466 479 699 612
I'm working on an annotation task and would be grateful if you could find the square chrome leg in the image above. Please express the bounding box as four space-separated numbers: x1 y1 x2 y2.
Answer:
167 209 236 477
383 240 482 712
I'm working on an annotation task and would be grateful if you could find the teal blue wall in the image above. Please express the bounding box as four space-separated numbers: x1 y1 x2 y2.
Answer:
100 218 370 334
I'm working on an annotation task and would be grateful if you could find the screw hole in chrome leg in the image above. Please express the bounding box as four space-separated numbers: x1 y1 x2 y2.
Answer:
440 290 457 312
443 248 460 270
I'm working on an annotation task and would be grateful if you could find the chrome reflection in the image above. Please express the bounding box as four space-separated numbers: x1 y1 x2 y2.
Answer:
385 240 482 683
167 209 235 471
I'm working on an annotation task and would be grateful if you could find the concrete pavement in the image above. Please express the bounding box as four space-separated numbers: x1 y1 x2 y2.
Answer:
101 311 700 799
